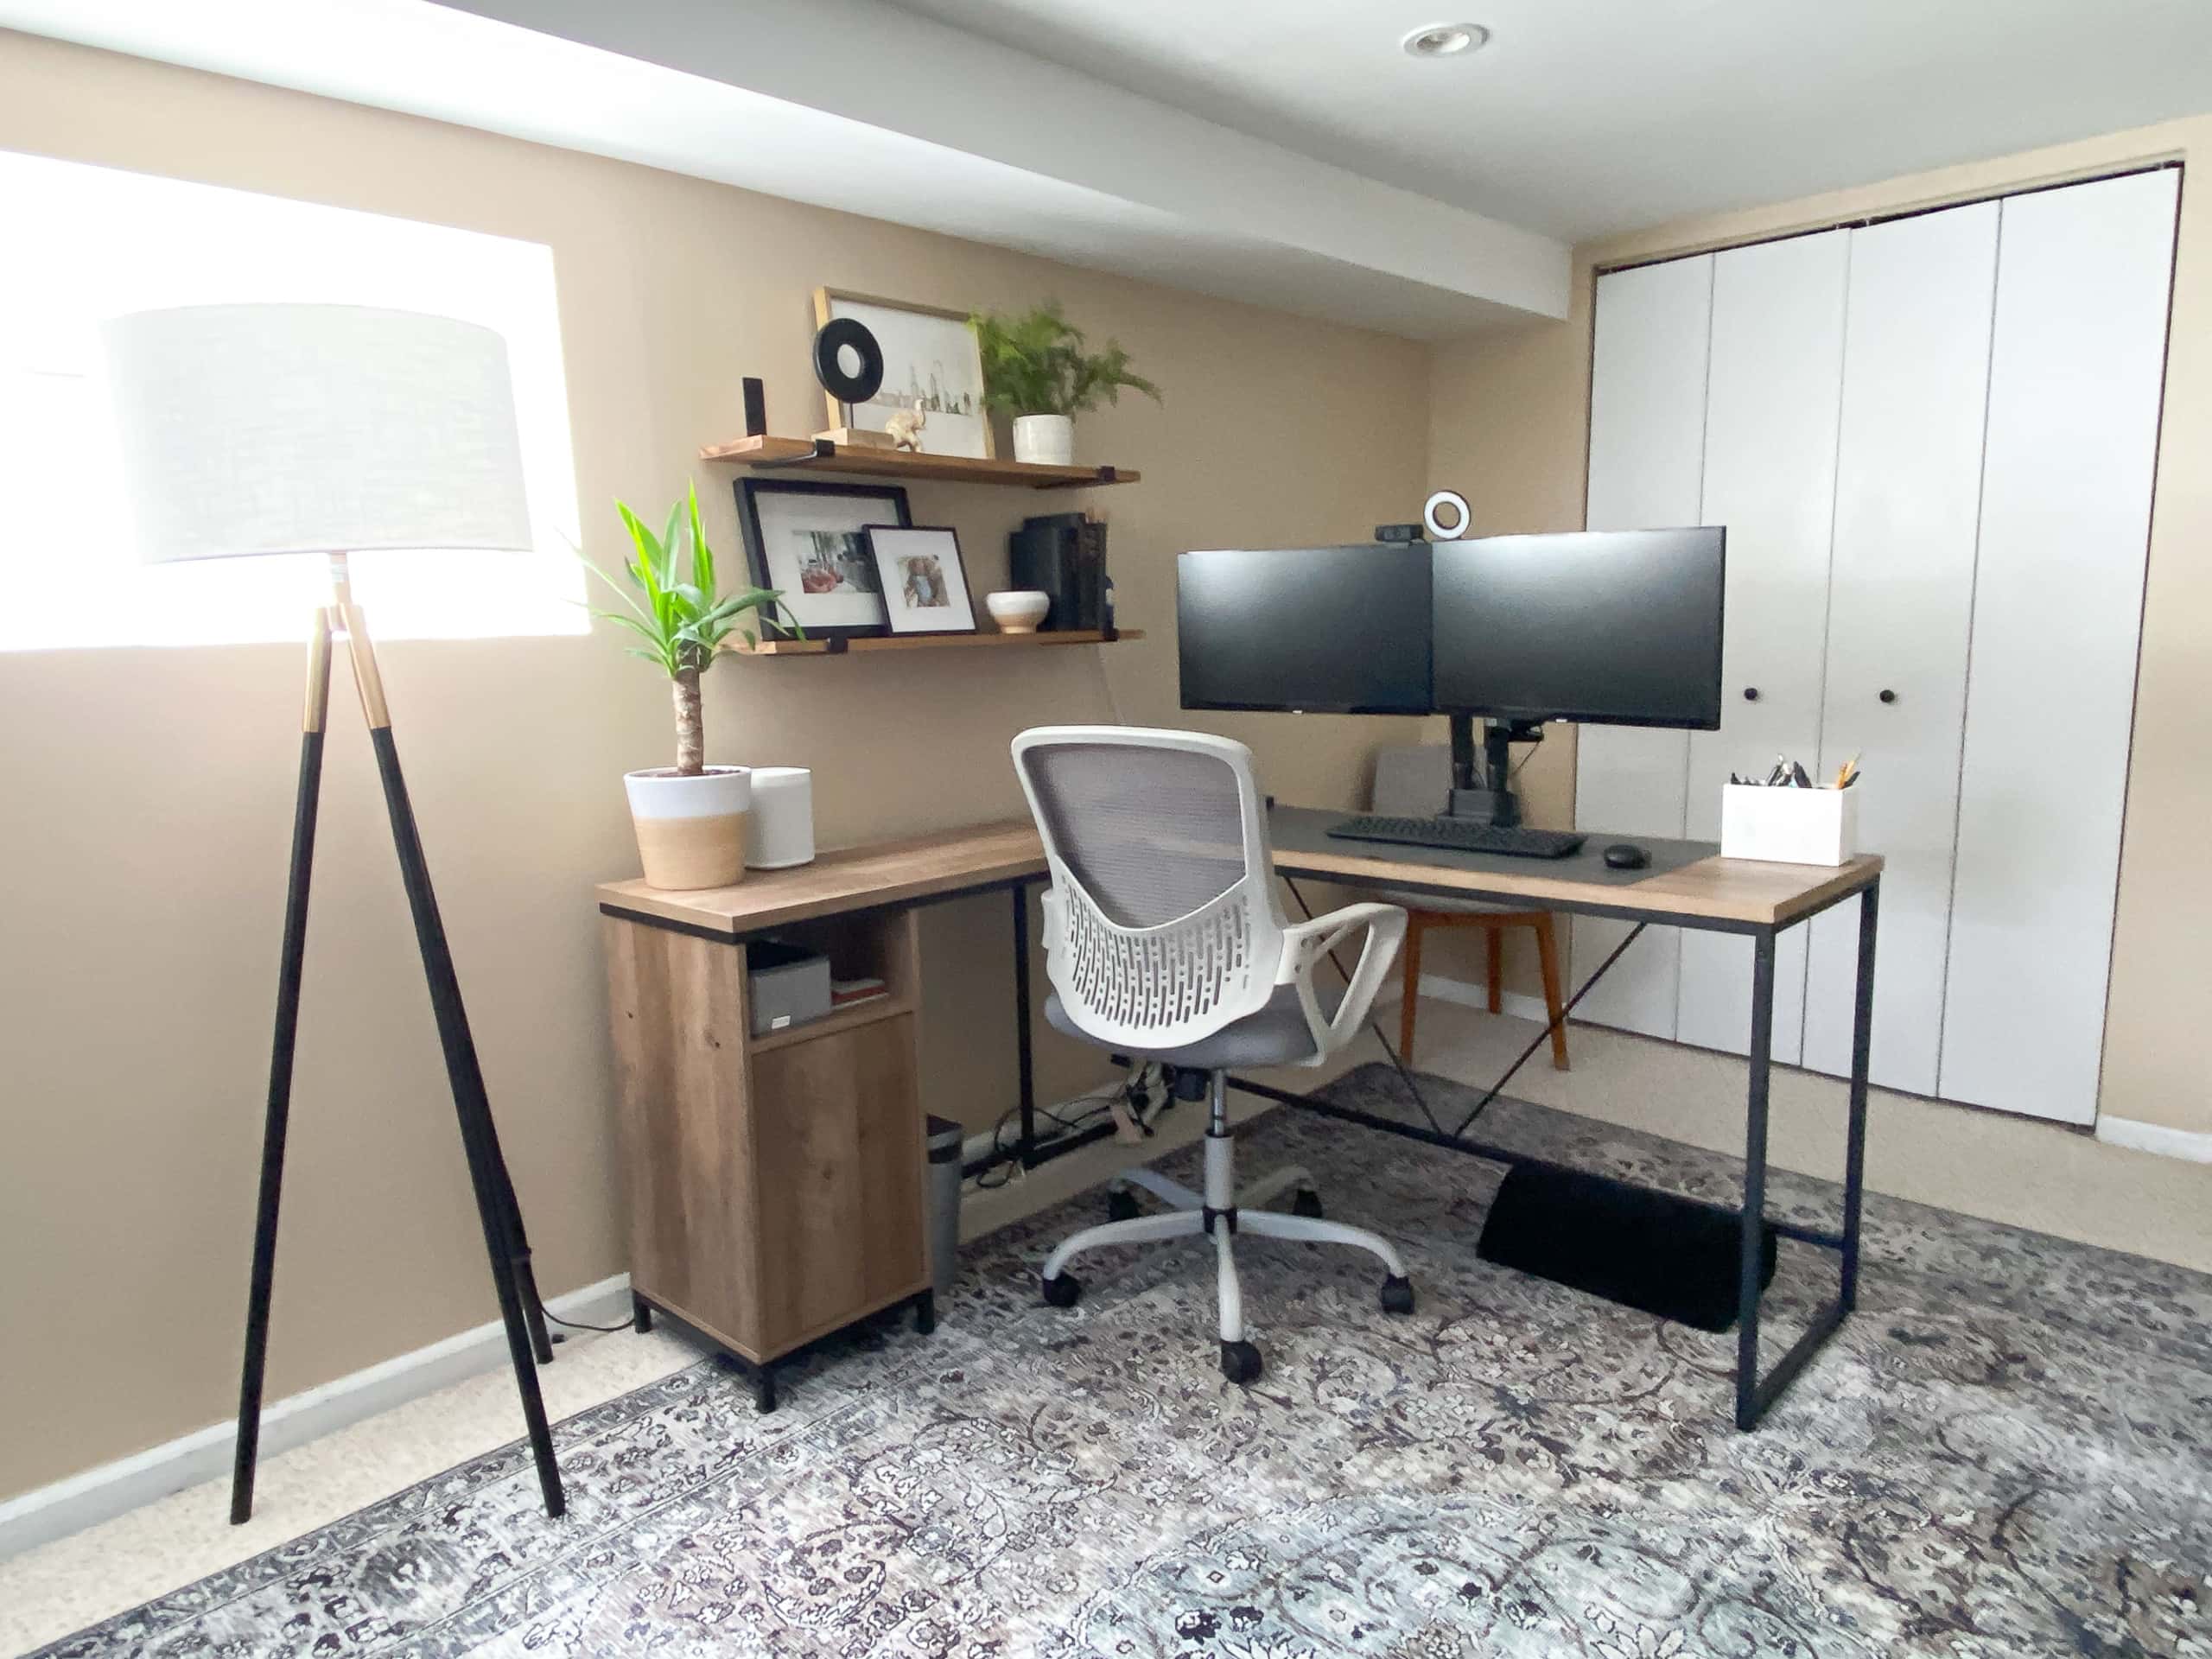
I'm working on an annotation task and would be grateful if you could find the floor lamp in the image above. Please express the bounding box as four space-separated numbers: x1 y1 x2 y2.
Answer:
101 304 566 1522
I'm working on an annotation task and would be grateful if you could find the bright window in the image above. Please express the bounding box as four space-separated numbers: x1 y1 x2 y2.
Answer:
0 150 584 651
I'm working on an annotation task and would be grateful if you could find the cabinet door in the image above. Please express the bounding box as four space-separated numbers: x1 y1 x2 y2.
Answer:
752 1012 926 1351
1802 202 1999 1090
1939 170 2177 1123
1573 254 1712 1039
1676 231 1850 1061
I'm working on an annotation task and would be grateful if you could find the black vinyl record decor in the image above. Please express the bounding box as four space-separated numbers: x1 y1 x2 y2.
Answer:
812 316 885 407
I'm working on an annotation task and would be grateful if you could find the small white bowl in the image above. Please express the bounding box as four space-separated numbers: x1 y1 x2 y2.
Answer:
986 590 1052 634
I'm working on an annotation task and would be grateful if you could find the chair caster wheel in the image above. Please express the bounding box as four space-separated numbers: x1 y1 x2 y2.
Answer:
1041 1272 1082 1308
1379 1274 1416 1316
1106 1186 1140 1223
1219 1339 1263 1384
1290 1187 1324 1218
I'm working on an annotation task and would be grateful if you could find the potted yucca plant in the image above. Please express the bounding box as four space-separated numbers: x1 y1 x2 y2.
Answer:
585 483 789 890
969 301 1160 465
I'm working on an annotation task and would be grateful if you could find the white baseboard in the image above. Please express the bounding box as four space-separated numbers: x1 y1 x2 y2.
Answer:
1377 969 1554 1029
0 1272 632 1561
2094 1116 2212 1164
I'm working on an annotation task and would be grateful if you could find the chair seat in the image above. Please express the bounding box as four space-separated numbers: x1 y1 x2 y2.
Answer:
1371 887 1523 918
1046 982 1341 1069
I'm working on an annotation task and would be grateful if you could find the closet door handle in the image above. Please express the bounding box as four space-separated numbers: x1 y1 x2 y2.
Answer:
1878 689 1898 704
1742 687 1761 702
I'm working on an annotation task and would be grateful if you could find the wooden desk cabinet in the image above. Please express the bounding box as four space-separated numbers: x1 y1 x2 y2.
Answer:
600 900 933 1411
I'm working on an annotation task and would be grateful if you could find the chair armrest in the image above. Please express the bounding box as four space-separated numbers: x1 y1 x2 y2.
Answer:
1277 901 1408 1063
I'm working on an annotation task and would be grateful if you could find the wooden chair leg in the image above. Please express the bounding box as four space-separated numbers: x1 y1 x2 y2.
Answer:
1485 926 1503 1015
1399 914 1426 1064
1534 913 1570 1071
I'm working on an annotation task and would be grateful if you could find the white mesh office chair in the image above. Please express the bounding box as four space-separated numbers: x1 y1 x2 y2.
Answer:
1012 727 1414 1383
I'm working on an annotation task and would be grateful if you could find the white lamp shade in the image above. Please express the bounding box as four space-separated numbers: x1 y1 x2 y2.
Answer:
100 303 533 563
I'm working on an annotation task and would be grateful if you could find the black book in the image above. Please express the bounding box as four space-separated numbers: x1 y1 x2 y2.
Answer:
1010 512 1105 631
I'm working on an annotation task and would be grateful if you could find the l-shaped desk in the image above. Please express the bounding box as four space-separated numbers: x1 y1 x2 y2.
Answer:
599 807 1882 1430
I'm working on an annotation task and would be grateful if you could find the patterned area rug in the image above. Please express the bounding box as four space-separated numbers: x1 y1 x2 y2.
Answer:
36 1065 2212 1657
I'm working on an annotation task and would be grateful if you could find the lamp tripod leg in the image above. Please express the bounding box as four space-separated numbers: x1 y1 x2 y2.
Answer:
365 721 564 1517
333 593 562 1518
230 619 334 1526
486 1143 555 1364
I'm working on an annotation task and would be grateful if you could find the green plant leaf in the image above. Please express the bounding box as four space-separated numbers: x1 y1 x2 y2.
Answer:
970 300 1158 417
591 491 787 679
687 482 715 599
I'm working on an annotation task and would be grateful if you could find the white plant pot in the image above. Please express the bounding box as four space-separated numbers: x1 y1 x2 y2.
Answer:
624 766 751 890
1012 413 1075 466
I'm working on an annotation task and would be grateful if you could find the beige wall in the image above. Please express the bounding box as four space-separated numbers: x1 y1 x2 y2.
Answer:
0 31 1428 1500
1427 118 2212 1137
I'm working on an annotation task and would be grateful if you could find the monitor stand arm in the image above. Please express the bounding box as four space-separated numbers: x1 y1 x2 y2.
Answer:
1445 714 1545 827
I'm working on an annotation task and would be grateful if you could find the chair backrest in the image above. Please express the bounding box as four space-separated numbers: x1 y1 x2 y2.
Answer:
1012 727 1286 1049
1371 743 1453 817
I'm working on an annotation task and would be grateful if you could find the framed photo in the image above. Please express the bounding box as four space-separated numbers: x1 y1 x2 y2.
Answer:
865 525 978 635
734 478 912 639
814 288 994 460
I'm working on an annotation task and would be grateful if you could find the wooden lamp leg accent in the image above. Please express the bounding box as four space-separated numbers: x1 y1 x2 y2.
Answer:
1535 913 1571 1071
1485 927 1504 1015
1399 913 1427 1064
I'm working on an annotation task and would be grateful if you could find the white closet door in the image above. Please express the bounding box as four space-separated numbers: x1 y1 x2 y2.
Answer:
1574 255 1713 1039
1675 230 1850 1061
1939 169 2177 1123
1802 202 1999 1090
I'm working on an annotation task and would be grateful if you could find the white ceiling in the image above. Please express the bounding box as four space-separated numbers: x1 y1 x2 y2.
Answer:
0 0 1567 338
892 0 2212 242
4 0 2207 337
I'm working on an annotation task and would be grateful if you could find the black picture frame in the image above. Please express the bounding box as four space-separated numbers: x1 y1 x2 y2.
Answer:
734 477 913 639
863 524 979 635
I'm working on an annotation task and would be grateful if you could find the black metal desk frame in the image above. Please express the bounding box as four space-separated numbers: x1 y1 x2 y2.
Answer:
973 842 1880 1433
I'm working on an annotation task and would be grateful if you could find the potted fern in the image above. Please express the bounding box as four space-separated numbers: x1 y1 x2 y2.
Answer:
586 483 788 890
969 301 1160 465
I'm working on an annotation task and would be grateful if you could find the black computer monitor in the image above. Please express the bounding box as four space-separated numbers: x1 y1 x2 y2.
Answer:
1431 528 1726 730
1178 546 1433 715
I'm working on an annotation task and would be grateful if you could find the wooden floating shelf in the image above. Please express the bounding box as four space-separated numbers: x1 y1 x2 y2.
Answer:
699 434 1139 490
727 628 1142 658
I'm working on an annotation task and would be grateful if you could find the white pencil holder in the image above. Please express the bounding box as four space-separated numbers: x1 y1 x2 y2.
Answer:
1720 784 1859 866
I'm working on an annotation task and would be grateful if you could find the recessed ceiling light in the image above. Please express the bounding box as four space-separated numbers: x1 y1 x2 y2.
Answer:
1401 22 1489 58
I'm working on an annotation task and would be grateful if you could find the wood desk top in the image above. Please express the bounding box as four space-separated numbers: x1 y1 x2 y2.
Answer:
1266 806 1882 930
597 821 1048 936
597 810 1882 936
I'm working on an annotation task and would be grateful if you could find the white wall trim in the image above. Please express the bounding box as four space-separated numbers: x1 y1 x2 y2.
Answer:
0 1272 632 1561
2094 1116 2212 1164
1376 970 1554 1029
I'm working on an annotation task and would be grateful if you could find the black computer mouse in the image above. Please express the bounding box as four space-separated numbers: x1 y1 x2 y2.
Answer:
1603 842 1649 871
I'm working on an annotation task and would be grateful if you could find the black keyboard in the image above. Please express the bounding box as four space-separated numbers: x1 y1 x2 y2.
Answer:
1326 814 1588 861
